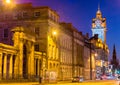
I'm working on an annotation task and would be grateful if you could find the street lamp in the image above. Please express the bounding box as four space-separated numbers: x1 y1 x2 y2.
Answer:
53 31 57 35
89 42 92 80
85 40 93 80
95 53 98 57
3 0 11 5
39 59 42 83
6 0 11 4
3 0 16 10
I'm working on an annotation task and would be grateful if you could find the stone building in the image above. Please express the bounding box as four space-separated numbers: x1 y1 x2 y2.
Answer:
91 7 109 79
90 35 109 79
110 45 119 75
0 26 46 81
92 7 106 43
0 3 60 82
0 2 85 81
83 34 96 80
59 23 73 80
59 22 85 80
72 29 84 78
0 2 109 82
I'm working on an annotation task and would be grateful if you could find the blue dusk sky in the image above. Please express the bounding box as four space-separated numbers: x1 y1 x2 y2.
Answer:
16 0 120 61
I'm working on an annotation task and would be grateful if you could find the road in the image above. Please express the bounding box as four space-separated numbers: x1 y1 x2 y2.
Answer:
0 80 119 85
42 80 120 85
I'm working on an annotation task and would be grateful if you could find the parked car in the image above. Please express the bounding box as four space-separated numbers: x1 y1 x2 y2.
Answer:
101 74 116 80
72 76 83 82
100 75 107 80
116 75 120 80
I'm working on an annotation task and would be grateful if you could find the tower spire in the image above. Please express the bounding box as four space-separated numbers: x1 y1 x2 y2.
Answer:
96 3 102 19
98 3 100 11
110 44 119 70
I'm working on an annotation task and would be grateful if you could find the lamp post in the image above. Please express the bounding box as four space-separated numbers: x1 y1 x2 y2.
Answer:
39 59 42 83
89 42 92 80
39 52 43 83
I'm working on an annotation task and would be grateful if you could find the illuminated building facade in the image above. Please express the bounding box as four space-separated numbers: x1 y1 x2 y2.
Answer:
0 26 46 81
91 7 109 79
0 2 109 82
0 3 85 81
59 23 73 80
0 3 60 82
59 23 84 80
83 34 96 80
90 35 109 79
92 7 106 43
72 30 84 78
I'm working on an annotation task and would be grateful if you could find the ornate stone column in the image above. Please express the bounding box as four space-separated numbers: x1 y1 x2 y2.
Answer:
0 53 3 80
3 54 7 79
30 42 35 77
19 40 23 78
9 54 13 79
14 55 19 79
38 59 40 77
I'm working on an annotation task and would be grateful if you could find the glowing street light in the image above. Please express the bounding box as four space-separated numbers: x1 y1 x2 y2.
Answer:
53 31 57 35
6 0 11 4
3 0 15 10
95 53 98 57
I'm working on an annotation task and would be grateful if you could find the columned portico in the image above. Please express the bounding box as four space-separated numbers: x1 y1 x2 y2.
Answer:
12 27 35 79
0 26 46 81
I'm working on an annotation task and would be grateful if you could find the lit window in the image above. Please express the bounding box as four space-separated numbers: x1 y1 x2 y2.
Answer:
23 12 28 18
34 12 40 17
5 15 9 20
35 27 39 36
34 44 39 51
50 63 52 68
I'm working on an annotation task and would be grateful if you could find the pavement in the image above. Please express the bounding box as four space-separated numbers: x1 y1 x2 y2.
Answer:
0 82 39 85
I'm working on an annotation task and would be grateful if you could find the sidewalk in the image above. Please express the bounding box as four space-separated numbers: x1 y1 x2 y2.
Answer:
0 82 39 85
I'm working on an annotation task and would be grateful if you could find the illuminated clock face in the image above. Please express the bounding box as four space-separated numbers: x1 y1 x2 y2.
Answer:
95 19 101 26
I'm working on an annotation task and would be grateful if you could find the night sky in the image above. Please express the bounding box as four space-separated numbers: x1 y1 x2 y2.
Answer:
16 0 120 61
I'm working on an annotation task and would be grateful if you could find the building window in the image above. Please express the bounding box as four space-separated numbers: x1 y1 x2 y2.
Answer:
34 44 39 51
34 12 41 17
50 63 52 68
5 14 9 20
23 12 28 18
13 13 21 20
35 59 38 76
4 29 8 38
35 27 39 36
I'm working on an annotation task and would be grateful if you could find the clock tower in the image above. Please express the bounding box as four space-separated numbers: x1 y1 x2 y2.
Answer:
92 6 107 43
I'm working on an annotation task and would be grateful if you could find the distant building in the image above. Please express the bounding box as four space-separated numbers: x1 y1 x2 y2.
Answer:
92 6 106 43
91 6 109 78
59 23 84 80
110 45 119 74
59 23 73 80
83 34 96 80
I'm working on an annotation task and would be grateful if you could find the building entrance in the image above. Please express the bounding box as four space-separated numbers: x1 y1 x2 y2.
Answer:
23 45 28 78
